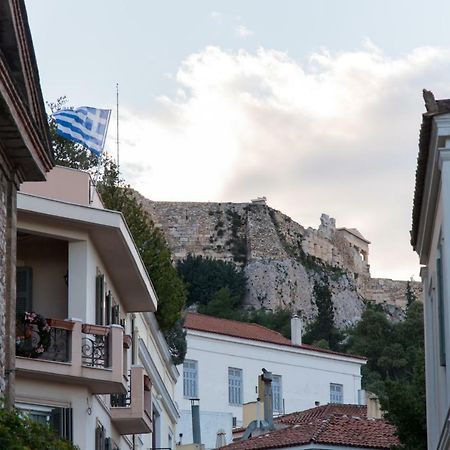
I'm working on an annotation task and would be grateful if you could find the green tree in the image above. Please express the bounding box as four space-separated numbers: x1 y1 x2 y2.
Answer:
405 281 417 307
47 97 99 171
302 276 343 351
345 301 426 449
0 409 78 449
197 287 241 320
177 255 246 308
98 161 187 333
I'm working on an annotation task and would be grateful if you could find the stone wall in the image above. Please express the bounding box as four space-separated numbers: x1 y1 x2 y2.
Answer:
140 196 422 326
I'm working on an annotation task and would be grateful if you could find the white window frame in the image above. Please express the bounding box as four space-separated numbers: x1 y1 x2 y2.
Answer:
272 375 283 413
228 367 243 405
183 359 198 398
330 383 343 404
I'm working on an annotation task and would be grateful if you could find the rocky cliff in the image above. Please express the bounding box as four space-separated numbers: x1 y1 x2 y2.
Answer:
139 196 421 326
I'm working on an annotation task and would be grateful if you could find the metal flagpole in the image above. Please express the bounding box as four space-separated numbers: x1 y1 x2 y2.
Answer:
116 82 120 176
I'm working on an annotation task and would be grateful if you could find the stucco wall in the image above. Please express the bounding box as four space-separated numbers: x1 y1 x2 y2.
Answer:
175 331 363 449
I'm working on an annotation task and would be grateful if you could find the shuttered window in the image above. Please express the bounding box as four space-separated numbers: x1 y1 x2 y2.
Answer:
272 375 282 413
95 273 105 325
330 383 343 403
183 360 198 398
228 367 243 405
16 267 32 317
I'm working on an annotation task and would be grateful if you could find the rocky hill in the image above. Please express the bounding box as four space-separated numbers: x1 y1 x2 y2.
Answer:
139 196 421 327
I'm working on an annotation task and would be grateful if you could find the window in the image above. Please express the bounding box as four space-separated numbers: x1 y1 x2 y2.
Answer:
228 367 243 405
437 253 446 366
330 383 343 404
272 375 283 413
17 404 72 441
183 360 198 398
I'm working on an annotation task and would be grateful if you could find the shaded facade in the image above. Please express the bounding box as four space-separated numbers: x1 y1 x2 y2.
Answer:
0 0 53 405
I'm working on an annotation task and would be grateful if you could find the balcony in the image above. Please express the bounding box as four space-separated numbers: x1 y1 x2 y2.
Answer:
111 366 152 434
16 319 126 394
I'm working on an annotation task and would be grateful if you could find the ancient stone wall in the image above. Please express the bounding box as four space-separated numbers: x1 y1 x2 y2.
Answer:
140 196 422 325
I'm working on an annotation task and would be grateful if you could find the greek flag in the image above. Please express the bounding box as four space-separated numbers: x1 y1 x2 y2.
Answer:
52 107 111 156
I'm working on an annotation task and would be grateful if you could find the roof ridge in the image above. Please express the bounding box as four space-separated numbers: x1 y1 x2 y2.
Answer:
187 312 291 339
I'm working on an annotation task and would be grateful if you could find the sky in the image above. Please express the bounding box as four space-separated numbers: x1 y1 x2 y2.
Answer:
25 0 450 280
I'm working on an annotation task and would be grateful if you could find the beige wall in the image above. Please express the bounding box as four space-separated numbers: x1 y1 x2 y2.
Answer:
17 234 68 320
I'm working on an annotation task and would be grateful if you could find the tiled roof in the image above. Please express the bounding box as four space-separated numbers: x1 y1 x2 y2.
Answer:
276 403 367 425
185 313 366 361
222 405 399 450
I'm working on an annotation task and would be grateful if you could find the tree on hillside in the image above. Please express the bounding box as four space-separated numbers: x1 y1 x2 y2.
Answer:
177 255 246 308
98 162 188 364
302 276 343 351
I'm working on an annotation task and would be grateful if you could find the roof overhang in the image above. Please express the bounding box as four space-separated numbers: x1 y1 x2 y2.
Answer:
412 113 450 262
17 192 157 312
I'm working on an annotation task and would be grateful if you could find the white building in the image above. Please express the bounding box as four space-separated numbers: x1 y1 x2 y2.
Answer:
16 166 179 450
411 91 450 450
176 313 365 449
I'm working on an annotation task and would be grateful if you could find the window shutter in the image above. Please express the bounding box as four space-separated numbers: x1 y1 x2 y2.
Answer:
105 291 112 325
112 304 120 325
96 274 105 325
16 267 32 317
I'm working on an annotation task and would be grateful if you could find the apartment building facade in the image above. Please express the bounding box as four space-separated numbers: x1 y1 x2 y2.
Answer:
16 166 179 449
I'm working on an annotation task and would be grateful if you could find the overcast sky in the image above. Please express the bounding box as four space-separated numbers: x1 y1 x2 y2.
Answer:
25 1 450 280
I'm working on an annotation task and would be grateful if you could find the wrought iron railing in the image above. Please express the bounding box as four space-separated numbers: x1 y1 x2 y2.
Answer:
81 325 110 368
16 321 71 362
111 370 131 407
40 326 70 362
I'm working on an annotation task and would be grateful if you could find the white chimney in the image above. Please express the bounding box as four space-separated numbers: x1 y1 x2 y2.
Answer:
291 315 302 346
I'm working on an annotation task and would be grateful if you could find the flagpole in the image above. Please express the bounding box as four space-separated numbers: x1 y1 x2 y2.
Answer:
116 82 120 176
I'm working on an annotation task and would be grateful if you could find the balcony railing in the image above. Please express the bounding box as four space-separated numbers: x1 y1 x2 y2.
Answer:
81 324 110 368
15 319 126 394
111 366 152 435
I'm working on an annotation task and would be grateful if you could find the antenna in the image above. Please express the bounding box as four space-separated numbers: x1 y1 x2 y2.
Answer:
116 82 120 175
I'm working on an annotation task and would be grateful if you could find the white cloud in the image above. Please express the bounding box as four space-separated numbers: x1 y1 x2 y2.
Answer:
236 24 253 38
109 44 450 280
210 11 222 21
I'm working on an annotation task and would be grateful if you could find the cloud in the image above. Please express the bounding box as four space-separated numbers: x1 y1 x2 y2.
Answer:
110 44 450 280
210 11 222 22
236 25 253 38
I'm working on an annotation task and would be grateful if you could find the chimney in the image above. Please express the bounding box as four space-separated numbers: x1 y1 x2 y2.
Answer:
190 398 202 444
291 315 302 346
260 369 274 430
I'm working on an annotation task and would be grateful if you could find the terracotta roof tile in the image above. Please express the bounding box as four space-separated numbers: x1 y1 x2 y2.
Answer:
222 405 399 450
185 313 366 361
277 403 367 425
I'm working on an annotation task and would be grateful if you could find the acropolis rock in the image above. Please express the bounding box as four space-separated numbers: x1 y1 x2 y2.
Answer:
138 195 421 326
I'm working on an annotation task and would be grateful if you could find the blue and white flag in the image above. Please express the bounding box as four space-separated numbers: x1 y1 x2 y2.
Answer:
52 106 111 156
